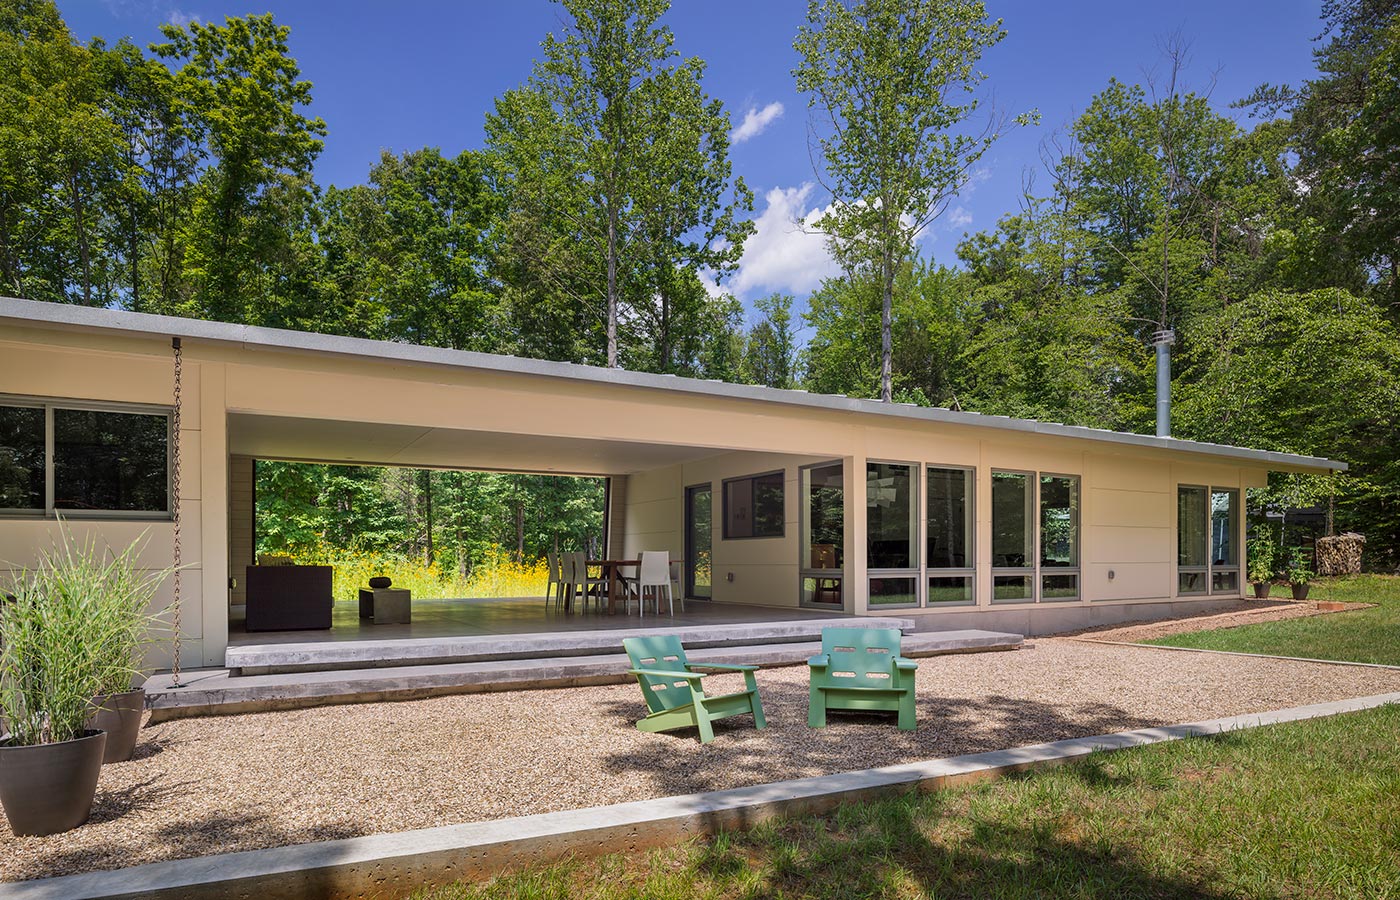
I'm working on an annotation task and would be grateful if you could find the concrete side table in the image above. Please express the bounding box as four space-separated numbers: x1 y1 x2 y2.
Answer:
357 588 412 624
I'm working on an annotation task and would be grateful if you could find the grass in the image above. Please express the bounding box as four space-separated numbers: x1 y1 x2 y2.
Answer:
287 544 551 601
1143 574 1400 665
410 704 1400 900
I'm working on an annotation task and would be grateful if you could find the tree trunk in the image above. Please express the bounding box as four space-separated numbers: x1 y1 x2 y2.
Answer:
880 244 894 403
607 201 618 368
71 173 92 306
514 502 525 563
421 470 435 566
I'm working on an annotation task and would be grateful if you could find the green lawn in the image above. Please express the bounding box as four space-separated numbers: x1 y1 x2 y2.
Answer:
411 705 1400 900
1142 574 1400 665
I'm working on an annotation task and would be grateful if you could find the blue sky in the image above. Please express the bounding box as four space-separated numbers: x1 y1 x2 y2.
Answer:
64 1 1327 308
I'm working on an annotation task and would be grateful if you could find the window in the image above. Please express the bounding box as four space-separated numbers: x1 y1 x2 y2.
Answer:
867 461 917 607
685 484 712 599
1039 475 1080 601
991 471 1033 602
926 466 974 605
723 470 784 539
800 462 844 608
1178 486 1239 596
991 469 1081 604
0 399 170 517
1177 486 1209 594
0 404 45 511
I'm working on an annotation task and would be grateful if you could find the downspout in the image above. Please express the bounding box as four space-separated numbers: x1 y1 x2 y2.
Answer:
1153 329 1176 438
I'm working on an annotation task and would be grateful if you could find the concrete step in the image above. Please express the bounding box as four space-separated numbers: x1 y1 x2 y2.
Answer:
149 629 1021 721
224 616 920 675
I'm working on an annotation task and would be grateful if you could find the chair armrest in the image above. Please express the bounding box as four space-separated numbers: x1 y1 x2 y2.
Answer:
807 654 830 668
688 663 758 672
628 668 705 682
894 657 919 670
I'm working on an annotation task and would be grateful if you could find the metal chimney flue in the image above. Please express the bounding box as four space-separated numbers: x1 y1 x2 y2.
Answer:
1152 328 1175 438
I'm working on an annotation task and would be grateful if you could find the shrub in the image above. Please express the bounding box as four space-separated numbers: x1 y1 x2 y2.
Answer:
0 527 167 746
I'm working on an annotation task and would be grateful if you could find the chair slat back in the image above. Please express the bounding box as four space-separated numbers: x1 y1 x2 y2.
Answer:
572 551 589 582
820 627 901 687
546 551 559 582
623 635 692 713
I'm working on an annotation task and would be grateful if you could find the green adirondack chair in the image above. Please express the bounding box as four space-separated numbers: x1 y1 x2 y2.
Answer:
808 627 919 730
623 635 767 744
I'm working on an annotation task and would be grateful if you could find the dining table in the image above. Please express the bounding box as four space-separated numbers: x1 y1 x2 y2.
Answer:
585 558 679 614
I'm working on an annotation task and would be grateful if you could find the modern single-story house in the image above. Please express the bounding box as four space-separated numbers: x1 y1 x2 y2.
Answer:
0 296 1345 671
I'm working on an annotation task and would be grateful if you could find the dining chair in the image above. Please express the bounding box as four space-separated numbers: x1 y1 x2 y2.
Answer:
624 551 675 618
545 550 562 609
575 551 606 612
559 552 578 611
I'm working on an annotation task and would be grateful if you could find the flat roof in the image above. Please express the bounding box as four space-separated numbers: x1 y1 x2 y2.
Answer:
0 296 1346 473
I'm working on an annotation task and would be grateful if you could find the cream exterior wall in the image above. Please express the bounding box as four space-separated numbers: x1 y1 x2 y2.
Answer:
0 334 228 668
3 321 1279 662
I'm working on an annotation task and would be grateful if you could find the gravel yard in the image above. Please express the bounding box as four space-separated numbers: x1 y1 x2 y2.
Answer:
5 638 1400 883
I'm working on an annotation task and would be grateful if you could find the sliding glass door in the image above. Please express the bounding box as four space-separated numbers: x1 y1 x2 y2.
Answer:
685 483 712 600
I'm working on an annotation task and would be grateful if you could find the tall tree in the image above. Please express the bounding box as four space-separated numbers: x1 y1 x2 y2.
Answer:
793 0 1032 401
742 293 799 389
487 0 750 369
152 13 326 324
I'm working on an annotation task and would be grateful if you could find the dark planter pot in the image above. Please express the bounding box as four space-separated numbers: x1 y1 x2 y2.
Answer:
88 688 145 764
1253 582 1270 599
1291 582 1311 601
0 730 107 836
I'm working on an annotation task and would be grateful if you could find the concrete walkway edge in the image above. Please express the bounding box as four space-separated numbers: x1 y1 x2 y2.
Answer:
1072 637 1400 670
12 691 1400 900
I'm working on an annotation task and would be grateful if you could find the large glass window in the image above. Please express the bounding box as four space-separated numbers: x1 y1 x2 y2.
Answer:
723 470 784 539
800 462 844 608
1210 489 1239 594
685 484 712 599
0 404 45 511
927 466 973 605
1039 475 1080 601
1177 486 1209 594
0 400 169 516
53 409 169 512
867 462 917 606
1178 486 1238 596
991 471 1033 602
867 463 915 569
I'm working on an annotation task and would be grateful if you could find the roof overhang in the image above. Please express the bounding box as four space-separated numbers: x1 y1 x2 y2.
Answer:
0 296 1348 475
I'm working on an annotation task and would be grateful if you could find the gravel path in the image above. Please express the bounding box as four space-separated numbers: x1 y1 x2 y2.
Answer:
5 639 1400 883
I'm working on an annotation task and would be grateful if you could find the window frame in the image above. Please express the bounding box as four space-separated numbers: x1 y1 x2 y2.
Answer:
721 469 786 540
1177 484 1241 598
990 468 1036 603
1038 472 1081 602
798 460 845 611
0 394 173 520
866 459 920 609
924 464 976 607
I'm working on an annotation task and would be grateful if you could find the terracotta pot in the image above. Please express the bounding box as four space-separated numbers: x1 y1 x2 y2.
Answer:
0 730 107 836
1253 582 1270 599
88 688 145 764
1291 582 1311 601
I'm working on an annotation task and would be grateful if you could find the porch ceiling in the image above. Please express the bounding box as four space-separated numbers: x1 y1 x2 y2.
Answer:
227 413 723 476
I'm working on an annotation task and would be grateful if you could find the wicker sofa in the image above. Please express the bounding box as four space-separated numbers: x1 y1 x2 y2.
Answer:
244 565 333 631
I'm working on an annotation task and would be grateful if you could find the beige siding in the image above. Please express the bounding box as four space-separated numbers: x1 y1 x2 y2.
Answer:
228 455 254 612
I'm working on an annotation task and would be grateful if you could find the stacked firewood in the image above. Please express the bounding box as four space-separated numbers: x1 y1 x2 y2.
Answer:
1315 533 1365 575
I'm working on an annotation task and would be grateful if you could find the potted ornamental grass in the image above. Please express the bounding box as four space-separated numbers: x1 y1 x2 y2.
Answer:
1247 535 1277 599
0 527 166 836
1286 547 1315 602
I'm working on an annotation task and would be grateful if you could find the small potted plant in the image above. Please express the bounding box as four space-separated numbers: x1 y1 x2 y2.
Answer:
1246 536 1276 599
85 535 168 764
1286 548 1314 601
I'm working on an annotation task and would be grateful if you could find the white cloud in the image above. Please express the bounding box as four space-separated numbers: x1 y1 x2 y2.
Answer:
730 102 785 144
948 206 973 228
726 183 840 298
167 9 200 26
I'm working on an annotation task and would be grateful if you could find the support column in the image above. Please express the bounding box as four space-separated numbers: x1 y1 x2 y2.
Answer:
199 363 229 667
845 450 868 615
